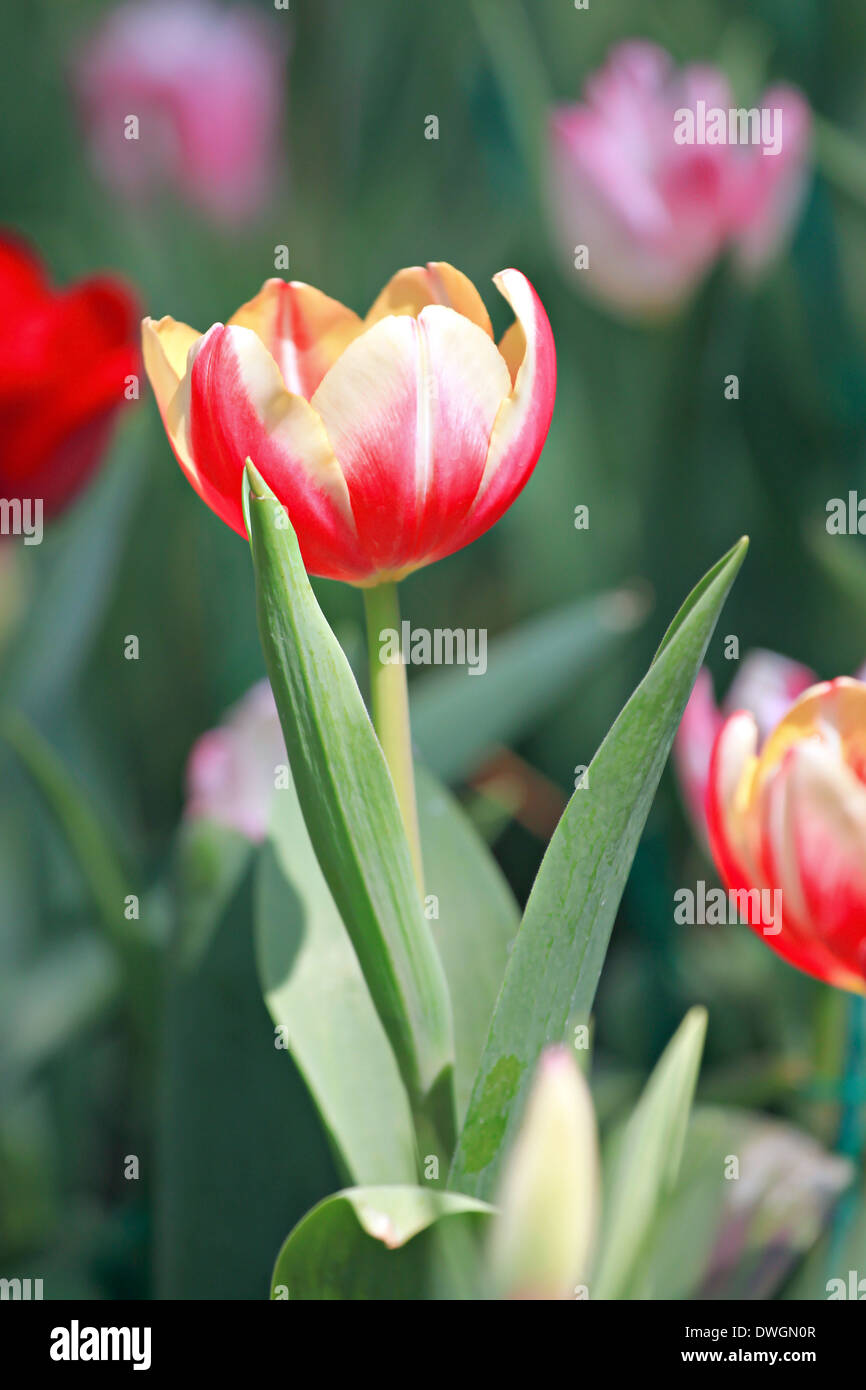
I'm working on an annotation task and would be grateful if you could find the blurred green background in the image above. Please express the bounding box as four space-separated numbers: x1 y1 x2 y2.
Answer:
2 0 866 1298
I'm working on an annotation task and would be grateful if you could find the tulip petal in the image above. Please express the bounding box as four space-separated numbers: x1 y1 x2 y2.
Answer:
227 279 363 399
757 677 866 785
142 316 222 521
708 710 864 990
364 262 494 338
311 307 511 576
430 268 555 562
732 88 812 276
183 324 368 577
723 648 816 741
142 314 202 420
673 667 722 841
761 741 866 988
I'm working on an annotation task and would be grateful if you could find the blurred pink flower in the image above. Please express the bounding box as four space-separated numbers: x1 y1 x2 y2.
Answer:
74 0 287 225
549 42 811 316
674 650 816 845
185 680 284 842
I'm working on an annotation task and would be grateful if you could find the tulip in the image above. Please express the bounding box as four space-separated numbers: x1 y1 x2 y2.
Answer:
488 1046 599 1300
185 680 284 842
706 676 866 993
548 41 811 317
0 232 139 520
674 649 816 842
142 262 556 583
74 0 286 226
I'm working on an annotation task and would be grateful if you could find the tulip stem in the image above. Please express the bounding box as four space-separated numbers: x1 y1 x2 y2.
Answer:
826 994 866 1279
363 583 424 896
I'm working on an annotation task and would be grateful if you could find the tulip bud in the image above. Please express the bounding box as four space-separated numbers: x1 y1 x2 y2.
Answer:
488 1046 599 1300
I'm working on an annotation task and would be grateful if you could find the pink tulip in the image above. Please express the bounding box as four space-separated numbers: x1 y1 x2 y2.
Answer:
74 0 287 225
674 650 816 843
185 680 284 842
549 42 811 316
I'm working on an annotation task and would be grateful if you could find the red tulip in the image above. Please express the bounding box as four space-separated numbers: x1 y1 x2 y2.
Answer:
142 262 556 584
0 234 139 520
706 676 866 993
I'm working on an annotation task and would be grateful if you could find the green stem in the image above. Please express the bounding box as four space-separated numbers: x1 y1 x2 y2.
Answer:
826 993 866 1280
363 583 425 895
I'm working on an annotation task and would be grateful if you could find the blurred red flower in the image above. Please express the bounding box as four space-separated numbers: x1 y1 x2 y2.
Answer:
0 233 139 521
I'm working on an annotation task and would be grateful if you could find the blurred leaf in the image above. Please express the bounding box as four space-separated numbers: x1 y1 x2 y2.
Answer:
175 818 252 971
256 772 418 1187
157 864 337 1299
450 540 747 1199
0 709 150 960
411 587 648 783
1 413 146 720
270 1185 494 1300
246 466 453 1117
592 1007 707 1300
416 765 519 1123
0 935 119 1092
805 518 866 622
470 0 552 204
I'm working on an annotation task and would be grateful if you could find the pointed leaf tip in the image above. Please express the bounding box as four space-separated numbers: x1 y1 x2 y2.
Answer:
244 458 269 499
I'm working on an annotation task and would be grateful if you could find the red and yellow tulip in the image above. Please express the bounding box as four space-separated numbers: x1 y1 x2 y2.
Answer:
142 262 555 583
707 676 866 993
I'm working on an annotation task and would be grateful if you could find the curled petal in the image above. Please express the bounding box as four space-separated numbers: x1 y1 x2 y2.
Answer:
364 261 494 337
228 279 363 399
141 315 202 422
429 268 555 562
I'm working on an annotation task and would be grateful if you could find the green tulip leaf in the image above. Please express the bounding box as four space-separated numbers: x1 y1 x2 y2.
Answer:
256 769 418 1186
416 766 520 1123
592 1007 707 1300
270 1185 494 1300
450 539 747 1198
158 862 337 1299
245 463 454 1118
